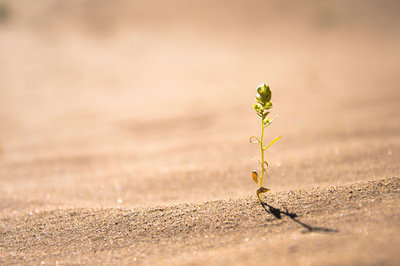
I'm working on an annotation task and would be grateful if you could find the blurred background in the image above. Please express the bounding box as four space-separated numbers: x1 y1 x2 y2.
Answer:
0 0 399 215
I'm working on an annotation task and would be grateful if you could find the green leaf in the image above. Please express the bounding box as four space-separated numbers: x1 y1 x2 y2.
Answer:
257 85 263 94
262 112 267 120
264 102 273 110
263 136 281 151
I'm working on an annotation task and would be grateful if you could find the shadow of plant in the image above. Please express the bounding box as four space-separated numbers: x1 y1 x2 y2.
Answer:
260 201 338 233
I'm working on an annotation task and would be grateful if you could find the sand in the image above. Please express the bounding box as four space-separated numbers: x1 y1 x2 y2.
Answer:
0 0 399 265
1 178 400 265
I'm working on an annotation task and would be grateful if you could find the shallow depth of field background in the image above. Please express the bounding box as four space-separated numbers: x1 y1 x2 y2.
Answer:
0 0 399 214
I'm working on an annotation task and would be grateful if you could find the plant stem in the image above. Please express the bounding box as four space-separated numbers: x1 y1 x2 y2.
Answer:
260 119 265 187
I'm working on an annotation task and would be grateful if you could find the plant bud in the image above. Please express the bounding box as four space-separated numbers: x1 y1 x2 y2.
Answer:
254 83 273 117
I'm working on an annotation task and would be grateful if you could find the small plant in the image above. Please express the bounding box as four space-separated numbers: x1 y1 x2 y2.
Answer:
250 83 281 202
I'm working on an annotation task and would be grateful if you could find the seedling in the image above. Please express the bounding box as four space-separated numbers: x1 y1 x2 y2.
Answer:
250 83 281 202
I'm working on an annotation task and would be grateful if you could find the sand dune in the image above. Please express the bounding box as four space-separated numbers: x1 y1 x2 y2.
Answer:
0 0 399 264
1 177 399 264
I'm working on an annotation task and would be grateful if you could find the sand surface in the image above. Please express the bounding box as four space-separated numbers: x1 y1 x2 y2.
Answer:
0 0 399 264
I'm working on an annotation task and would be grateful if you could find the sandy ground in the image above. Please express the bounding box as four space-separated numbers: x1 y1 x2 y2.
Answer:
0 0 400 265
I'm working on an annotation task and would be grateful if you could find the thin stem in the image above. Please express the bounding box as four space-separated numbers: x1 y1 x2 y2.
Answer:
260 119 265 187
